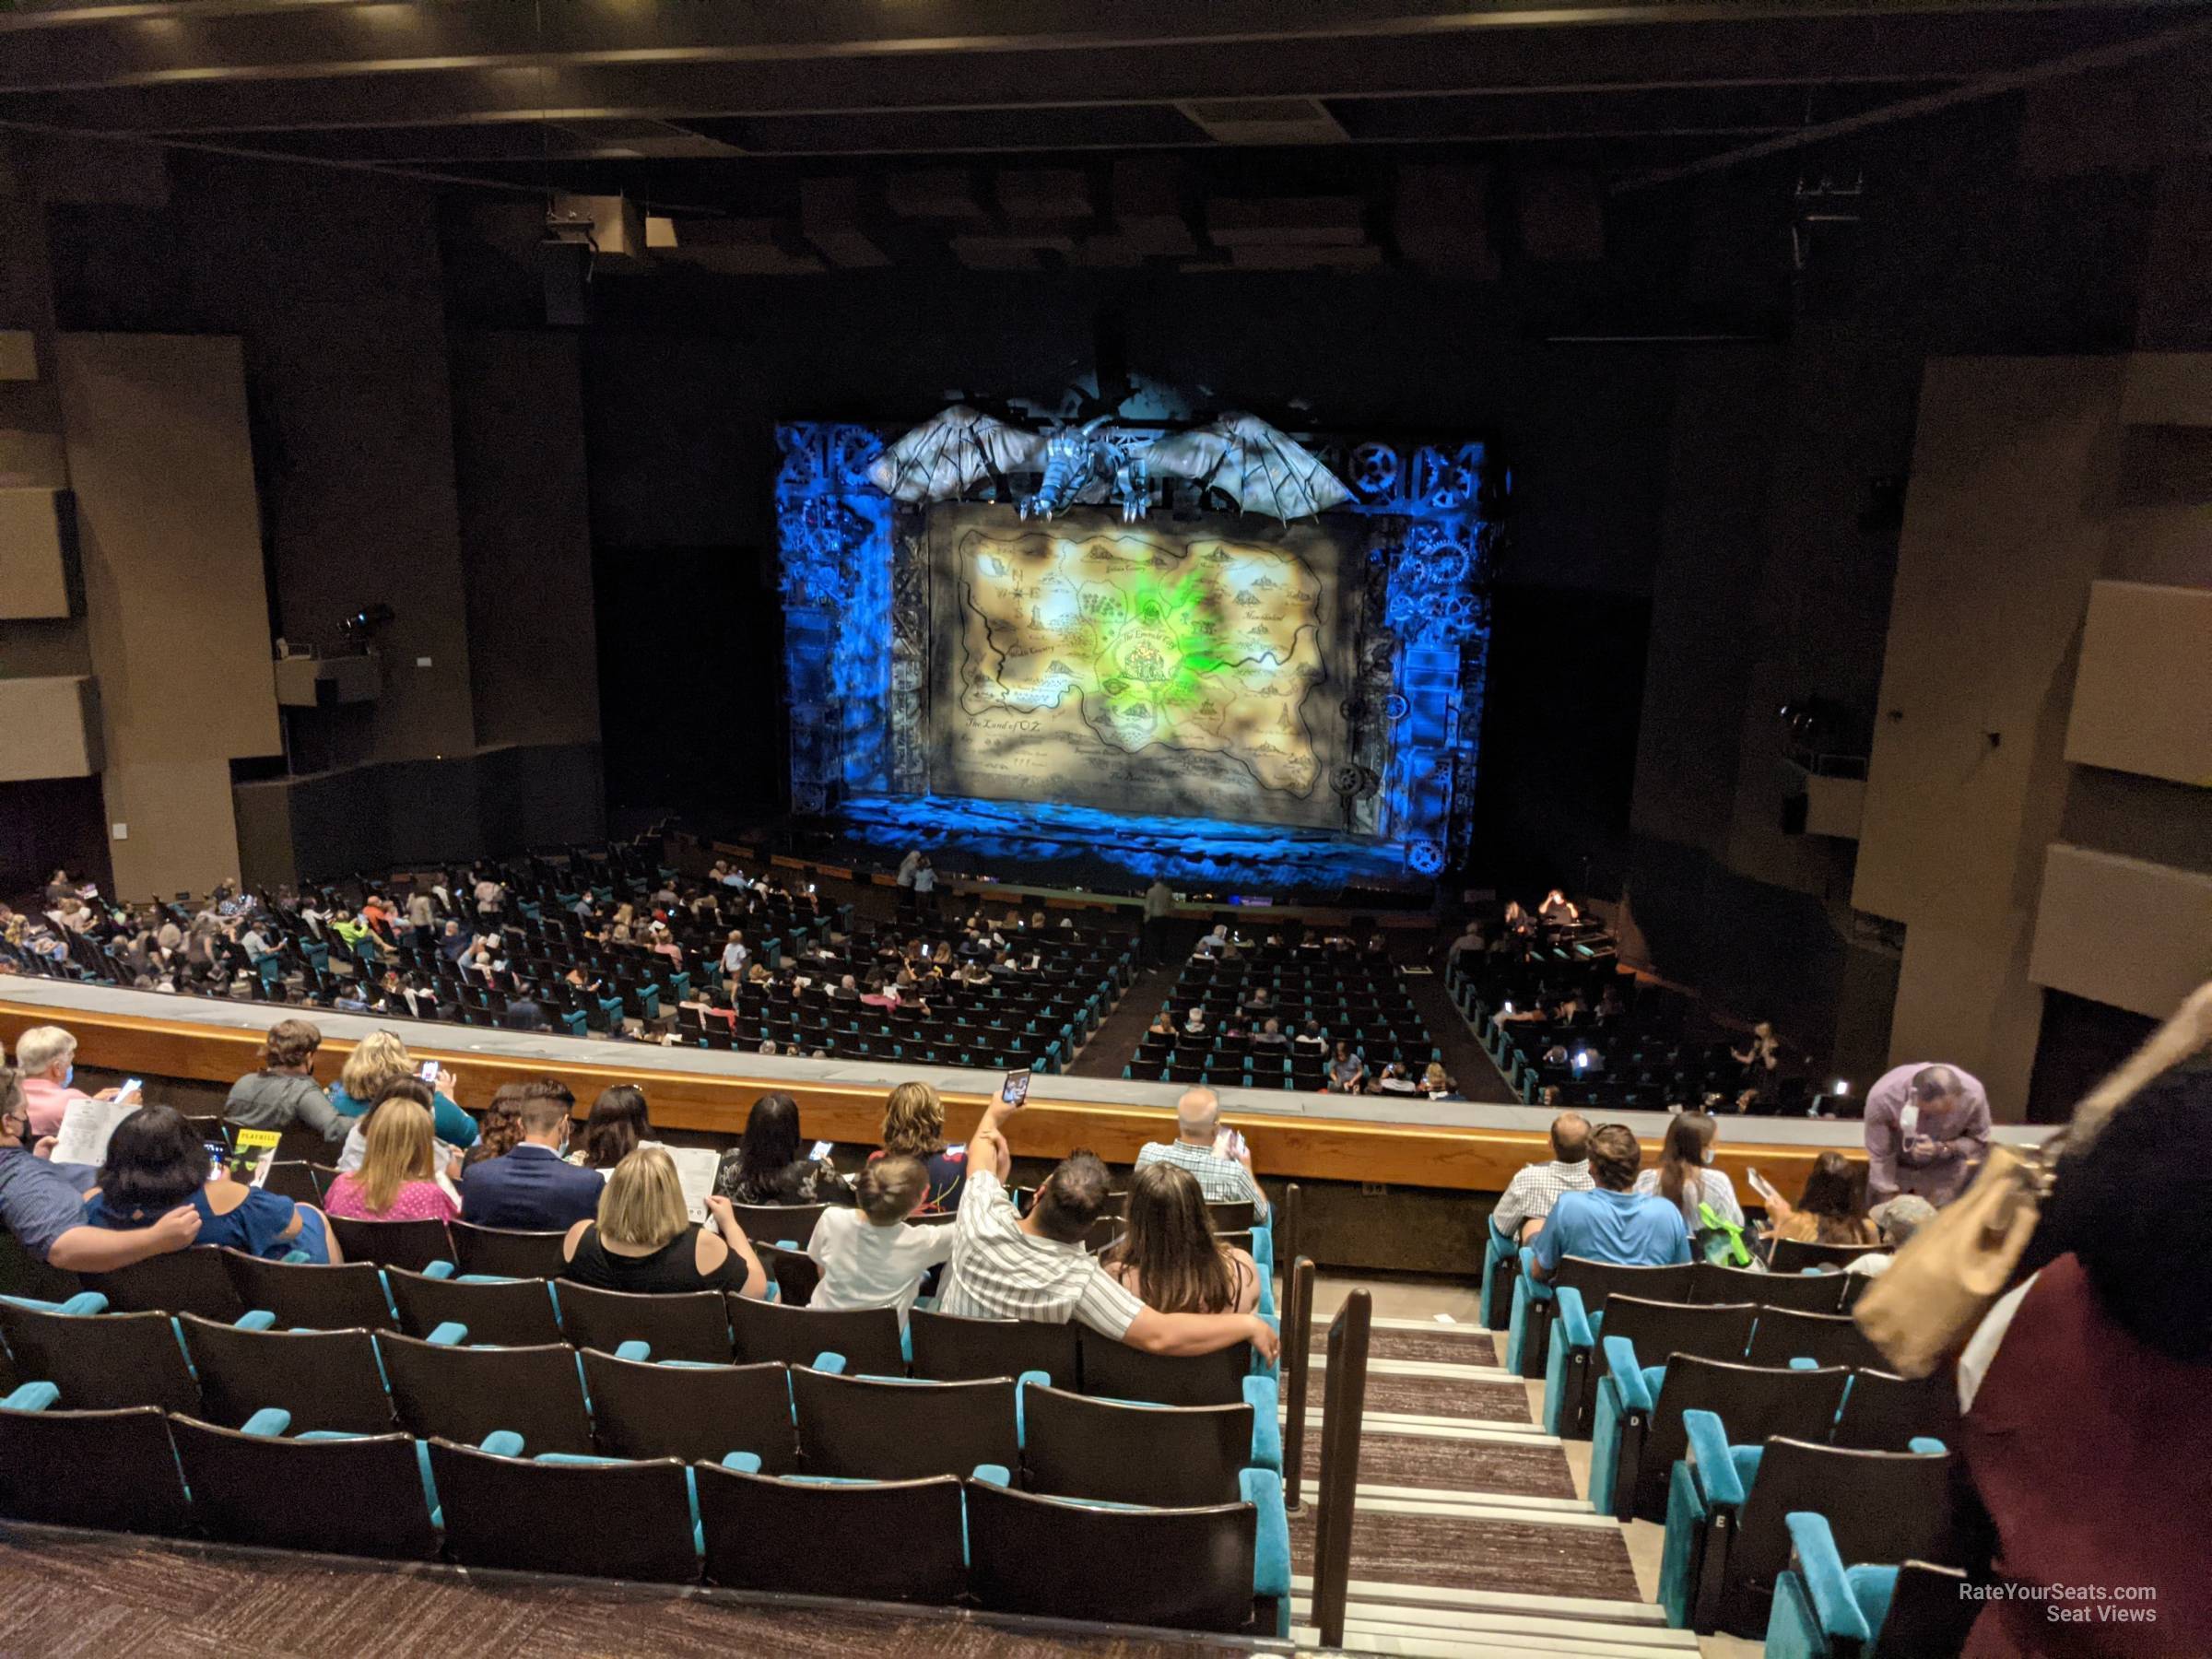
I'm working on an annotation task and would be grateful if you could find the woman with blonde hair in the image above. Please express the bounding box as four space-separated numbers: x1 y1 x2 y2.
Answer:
559 1146 767 1297
322 1088 457 1223
867 1080 968 1212
328 1030 478 1168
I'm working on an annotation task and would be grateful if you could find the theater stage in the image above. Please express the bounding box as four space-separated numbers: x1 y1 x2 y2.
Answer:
0 981 2041 1206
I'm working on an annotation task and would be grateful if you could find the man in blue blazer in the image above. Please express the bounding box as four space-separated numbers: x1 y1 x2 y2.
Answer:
458 1081 603 1230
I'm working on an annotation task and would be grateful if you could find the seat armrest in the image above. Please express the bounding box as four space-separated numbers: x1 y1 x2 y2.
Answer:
1243 1375 1282 1472
477 1430 526 1457
241 1407 293 1438
1784 1512 1873 1646
810 1351 847 1374
1554 1285 1593 1348
1518 1246 1552 1300
1250 1312 1279 1378
427 1321 469 1347
614 1339 652 1362
970 1464 1011 1487
1680 1410 1744 1508
1 1382 61 1413
1908 1436 1947 1456
421 1259 457 1281
1014 1371 1050 1446
1241 1466 1291 1599
1601 1336 1653 1410
233 1309 278 1332
720 1452 762 1473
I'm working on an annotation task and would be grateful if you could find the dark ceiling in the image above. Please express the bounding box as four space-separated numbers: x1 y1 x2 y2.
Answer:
3 1 2206 276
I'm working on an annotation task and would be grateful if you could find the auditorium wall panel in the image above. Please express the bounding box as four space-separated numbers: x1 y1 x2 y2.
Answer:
53 332 281 900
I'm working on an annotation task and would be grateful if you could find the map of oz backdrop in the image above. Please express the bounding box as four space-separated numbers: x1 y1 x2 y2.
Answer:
924 504 1365 831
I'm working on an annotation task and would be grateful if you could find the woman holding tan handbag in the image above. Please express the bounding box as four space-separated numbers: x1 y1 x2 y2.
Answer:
1871 983 2212 1656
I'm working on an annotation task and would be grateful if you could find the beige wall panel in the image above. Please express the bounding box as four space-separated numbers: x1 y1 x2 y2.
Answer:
0 675 100 780
2029 844 2212 1021
53 333 279 900
2065 581 2212 785
0 486 71 617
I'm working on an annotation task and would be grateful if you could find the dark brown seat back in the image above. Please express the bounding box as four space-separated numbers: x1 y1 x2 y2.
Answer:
730 1202 825 1245
753 1242 819 1307
1555 1256 1698 1313
580 1349 796 1470
178 1314 395 1433
0 1404 191 1535
1725 1439 1959 1631
1746 1308 1888 1372
257 1161 325 1206
170 1415 437 1559
450 1221 570 1281
1078 1330 1251 1406
1596 1297 1757 1375
378 1332 594 1454
1207 1200 1256 1232
220 1251 395 1332
1633 1357 1851 1521
908 1308 1079 1387
386 1267 562 1347
696 1465 966 1603
726 1293 902 1374
427 1438 698 1583
1870 1561 1977 1657
554 1283 732 1363
0 1300 198 1413
1693 1262 1848 1313
964 1477 1257 1633
83 1246 247 1321
1770 1238 1878 1275
1832 1368 1963 1453
1022 1383 1250 1506
327 1217 453 1274
789 1367 1018 1480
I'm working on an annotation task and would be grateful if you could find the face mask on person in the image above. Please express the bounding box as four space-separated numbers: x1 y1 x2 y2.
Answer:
61 1065 74 1091
1701 1149 1716 1166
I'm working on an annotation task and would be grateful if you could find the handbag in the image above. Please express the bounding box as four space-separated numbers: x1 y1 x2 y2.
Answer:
1854 979 2212 1378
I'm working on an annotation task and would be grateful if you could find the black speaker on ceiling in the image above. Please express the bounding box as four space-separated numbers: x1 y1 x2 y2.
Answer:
542 239 594 327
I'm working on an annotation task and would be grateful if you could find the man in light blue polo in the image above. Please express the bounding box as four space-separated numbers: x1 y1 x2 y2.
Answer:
1529 1123 1689 1277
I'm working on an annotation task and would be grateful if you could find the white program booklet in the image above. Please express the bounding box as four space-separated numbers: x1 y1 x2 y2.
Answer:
652 1143 724 1224
51 1096 141 1170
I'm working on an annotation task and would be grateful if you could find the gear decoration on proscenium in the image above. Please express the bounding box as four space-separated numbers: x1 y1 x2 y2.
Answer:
1347 441 1402 502
1416 443 1485 512
1406 841 1446 876
1383 691 1412 723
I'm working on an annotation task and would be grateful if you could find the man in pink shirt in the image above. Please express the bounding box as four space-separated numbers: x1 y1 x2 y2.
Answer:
1863 1062 1991 1207
13 1025 127 1139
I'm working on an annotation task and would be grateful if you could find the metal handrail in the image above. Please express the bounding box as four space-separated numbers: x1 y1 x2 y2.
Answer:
1282 1254 1316 1512
1310 1285 1371 1649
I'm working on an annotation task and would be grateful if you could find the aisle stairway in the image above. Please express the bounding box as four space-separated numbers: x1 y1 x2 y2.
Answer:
1288 1318 1694 1659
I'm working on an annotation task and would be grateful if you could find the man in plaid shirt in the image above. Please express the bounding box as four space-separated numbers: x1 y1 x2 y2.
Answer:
1135 1088 1269 1221
1489 1112 1594 1244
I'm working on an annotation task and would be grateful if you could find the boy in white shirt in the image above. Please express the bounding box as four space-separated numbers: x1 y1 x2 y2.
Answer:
806 1155 956 1324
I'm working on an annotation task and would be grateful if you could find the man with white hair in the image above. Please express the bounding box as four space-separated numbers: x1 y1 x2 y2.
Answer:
1134 1088 1269 1220
15 1025 126 1139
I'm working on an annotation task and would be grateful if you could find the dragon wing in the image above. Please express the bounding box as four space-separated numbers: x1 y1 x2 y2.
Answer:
867 406 1045 501
1140 413 1352 521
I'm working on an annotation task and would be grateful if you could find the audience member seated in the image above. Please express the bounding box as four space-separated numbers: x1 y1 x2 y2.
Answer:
560 1146 768 1298
457 1078 603 1230
1844 1194 1935 1277
13 1024 117 1139
1103 1162 1260 1315
326 1031 478 1159
1630 1111 1743 1231
1528 1124 1688 1277
85 1103 334 1263
805 1154 956 1324
1134 1088 1269 1221
1489 1112 1594 1246
502 984 550 1031
1324 1041 1366 1094
463 1082 529 1169
571 1083 652 1174
1420 1064 1464 1101
0 1066 202 1271
1761 1149 1878 1247
938 1093 1278 1363
865 1080 967 1213
1865 1062 1991 1206
1955 1062 2209 1655
223 1018 346 1144
321 1088 460 1224
714 1092 854 1206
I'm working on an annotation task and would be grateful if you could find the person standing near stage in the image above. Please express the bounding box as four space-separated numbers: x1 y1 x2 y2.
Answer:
1864 1062 1991 1207
895 848 922 919
1142 875 1174 967
912 853 937 916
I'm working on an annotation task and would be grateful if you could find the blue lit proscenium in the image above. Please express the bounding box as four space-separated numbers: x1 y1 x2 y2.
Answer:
775 419 1496 888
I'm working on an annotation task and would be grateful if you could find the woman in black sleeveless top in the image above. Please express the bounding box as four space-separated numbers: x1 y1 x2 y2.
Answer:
561 1145 767 1297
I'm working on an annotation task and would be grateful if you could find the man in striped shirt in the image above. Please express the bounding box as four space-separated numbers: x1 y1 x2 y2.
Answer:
939 1093 1278 1363
1134 1088 1270 1221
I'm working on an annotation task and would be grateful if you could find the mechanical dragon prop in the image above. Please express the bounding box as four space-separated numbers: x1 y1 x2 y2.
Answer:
867 405 1352 524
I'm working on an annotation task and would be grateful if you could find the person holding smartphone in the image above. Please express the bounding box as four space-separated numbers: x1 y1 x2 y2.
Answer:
1134 1087 1270 1221
936 1086 1279 1365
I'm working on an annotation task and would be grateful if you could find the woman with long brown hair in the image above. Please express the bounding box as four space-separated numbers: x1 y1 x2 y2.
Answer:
1102 1162 1259 1316
1763 1149 1878 1246
573 1084 652 1172
1631 1111 1744 1230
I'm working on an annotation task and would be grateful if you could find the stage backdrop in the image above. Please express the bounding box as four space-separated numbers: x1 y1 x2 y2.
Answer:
775 419 1499 887
924 504 1366 832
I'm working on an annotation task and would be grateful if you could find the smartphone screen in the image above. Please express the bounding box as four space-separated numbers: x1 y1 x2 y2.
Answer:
809 1139 834 1161
1746 1166 1782 1205
204 1141 230 1182
418 1059 440 1083
1000 1071 1030 1108
117 1077 143 1102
